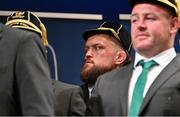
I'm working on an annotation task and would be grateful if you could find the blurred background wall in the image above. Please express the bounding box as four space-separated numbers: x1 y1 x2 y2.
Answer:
0 0 179 85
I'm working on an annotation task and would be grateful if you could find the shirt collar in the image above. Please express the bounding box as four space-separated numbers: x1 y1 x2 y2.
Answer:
134 48 176 68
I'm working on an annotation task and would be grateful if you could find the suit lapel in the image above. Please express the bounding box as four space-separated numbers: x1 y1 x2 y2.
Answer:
119 62 134 115
139 54 180 114
80 84 89 104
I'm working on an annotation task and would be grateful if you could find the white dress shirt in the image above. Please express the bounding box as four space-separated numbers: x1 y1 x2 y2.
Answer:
88 85 94 98
128 48 176 109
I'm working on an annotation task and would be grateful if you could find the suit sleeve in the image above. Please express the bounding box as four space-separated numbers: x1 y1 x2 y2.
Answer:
15 32 54 115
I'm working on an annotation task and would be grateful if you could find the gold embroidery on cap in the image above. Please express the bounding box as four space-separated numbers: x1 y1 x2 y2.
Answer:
12 11 25 19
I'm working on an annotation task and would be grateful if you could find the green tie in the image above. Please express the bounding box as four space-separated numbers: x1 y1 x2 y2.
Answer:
128 60 158 116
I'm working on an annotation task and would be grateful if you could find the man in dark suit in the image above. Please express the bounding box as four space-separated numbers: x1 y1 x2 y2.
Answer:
87 0 180 116
80 22 132 104
52 80 86 116
0 11 54 115
6 11 86 116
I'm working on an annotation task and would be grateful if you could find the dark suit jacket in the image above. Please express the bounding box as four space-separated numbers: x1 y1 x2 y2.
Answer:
87 54 180 116
0 23 54 115
81 84 90 104
52 80 86 116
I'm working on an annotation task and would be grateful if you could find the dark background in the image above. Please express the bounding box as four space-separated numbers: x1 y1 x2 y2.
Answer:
0 1 179 85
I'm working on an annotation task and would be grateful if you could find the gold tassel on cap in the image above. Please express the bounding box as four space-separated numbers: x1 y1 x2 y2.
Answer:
33 12 49 46
40 22 49 46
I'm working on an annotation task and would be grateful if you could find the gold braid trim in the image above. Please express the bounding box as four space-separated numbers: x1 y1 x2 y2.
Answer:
40 23 49 46
5 19 42 34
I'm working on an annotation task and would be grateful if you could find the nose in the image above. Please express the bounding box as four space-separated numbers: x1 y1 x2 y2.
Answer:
85 48 93 59
137 19 147 31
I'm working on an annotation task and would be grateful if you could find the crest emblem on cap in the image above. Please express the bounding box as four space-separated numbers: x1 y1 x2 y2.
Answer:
12 11 25 19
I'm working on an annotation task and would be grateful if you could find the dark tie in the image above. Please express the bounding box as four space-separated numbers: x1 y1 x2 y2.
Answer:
128 60 158 116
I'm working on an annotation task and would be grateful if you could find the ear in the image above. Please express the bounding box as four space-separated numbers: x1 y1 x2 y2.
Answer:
170 17 179 34
115 50 127 65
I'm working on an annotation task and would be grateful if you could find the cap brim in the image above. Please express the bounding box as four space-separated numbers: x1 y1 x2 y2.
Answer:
83 29 114 41
129 0 176 16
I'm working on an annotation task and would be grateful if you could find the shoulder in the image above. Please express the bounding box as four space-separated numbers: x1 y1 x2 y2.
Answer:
0 23 36 38
169 54 180 66
52 79 79 93
0 24 45 54
1 24 41 43
93 62 133 92
175 54 180 60
98 62 133 82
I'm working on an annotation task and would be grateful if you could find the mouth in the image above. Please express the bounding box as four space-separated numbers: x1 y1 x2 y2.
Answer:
85 59 93 64
136 34 149 39
137 33 148 36
83 61 94 70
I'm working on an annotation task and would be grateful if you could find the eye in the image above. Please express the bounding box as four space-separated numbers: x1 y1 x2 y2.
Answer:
146 17 155 20
84 47 88 53
131 18 137 23
94 45 104 51
146 15 156 21
131 15 138 23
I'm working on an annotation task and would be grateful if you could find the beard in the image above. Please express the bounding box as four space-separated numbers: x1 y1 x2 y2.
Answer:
80 63 116 85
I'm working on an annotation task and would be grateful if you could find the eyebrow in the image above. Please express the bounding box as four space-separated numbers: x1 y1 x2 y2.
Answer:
131 13 139 18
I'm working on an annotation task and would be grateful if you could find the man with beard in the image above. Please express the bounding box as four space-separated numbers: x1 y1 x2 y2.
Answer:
80 22 132 104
